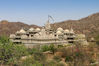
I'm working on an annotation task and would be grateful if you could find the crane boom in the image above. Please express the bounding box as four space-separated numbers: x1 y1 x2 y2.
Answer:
48 15 54 22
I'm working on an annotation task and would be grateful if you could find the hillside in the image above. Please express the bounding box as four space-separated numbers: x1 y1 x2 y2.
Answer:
0 13 99 39
51 13 99 39
0 20 40 36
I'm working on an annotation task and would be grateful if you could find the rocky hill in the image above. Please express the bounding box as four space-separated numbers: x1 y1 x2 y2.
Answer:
0 13 99 39
51 13 99 39
0 20 40 36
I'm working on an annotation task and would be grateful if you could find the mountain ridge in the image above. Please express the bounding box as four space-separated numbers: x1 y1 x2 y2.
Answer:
0 12 99 39
51 12 99 39
0 20 40 36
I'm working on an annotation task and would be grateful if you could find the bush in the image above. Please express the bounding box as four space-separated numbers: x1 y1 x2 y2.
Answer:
13 45 29 59
53 56 62 62
49 44 56 54
33 52 46 63
65 56 73 62
0 36 9 44
0 36 29 65
27 48 39 55
41 44 57 54
41 45 49 52
0 40 14 63
95 34 99 45
19 56 43 66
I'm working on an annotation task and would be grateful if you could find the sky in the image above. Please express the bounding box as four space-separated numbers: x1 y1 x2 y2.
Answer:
0 0 99 26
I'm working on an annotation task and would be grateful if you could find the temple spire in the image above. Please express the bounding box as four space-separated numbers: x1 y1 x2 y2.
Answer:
45 20 51 30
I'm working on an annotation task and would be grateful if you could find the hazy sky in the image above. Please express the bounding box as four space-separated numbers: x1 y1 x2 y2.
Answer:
0 0 99 26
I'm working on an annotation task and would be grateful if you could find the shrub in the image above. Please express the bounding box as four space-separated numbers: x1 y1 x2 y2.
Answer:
33 52 46 63
58 45 64 48
0 36 10 44
53 56 62 62
0 36 28 65
41 44 57 54
0 41 14 63
27 48 39 55
41 45 49 52
49 44 56 54
74 52 84 59
65 56 73 62
95 34 99 45
13 44 29 59
19 56 43 66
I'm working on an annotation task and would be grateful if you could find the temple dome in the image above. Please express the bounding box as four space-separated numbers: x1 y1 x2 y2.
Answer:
35 28 40 31
56 31 62 35
29 28 34 31
34 33 39 38
57 27 63 31
10 34 15 38
64 29 69 33
70 28 74 33
21 35 28 38
16 31 20 34
19 29 26 33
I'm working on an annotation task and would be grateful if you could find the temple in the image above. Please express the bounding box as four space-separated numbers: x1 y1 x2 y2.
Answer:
10 20 87 48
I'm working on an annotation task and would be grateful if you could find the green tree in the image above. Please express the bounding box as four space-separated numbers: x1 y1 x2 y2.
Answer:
0 36 28 65
41 45 49 52
49 44 56 54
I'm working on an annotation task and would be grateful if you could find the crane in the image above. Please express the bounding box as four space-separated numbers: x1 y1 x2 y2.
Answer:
48 15 54 23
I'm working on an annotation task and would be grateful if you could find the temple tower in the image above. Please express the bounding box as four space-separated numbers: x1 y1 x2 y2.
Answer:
45 20 51 30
